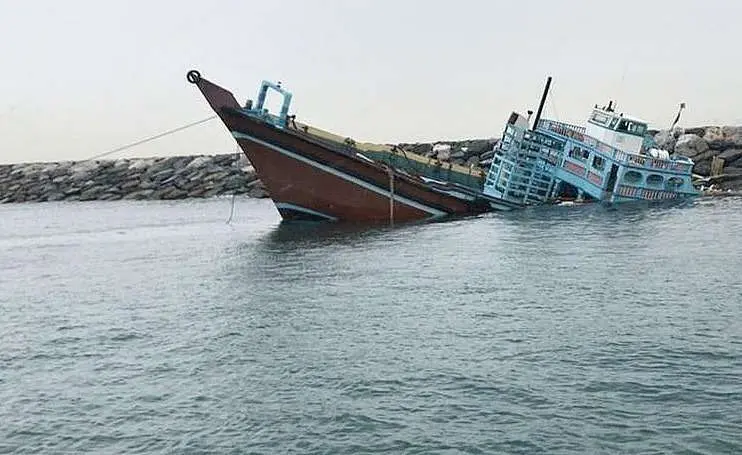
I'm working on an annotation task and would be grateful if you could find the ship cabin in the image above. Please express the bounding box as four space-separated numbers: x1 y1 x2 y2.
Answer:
483 102 698 207
585 102 647 155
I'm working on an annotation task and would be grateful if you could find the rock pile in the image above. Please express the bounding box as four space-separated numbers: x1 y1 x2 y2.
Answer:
0 154 268 203
397 139 499 168
651 126 742 190
2 125 741 204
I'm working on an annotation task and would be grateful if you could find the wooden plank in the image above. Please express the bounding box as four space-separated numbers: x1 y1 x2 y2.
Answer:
711 156 725 177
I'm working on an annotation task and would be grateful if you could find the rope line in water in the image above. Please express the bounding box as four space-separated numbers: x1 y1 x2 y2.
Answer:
82 112 247 224
87 115 218 161
226 146 241 225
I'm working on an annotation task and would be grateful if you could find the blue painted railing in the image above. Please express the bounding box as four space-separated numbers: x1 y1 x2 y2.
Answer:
537 119 693 174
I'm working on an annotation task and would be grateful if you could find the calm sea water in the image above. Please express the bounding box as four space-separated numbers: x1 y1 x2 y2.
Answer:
1 196 741 454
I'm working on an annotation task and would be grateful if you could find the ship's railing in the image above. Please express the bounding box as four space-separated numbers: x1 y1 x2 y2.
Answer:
621 153 693 173
615 184 686 200
537 119 587 137
486 127 558 205
537 119 693 174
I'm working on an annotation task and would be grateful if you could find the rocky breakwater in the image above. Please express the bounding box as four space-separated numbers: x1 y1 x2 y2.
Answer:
2 125 740 204
399 126 742 192
651 125 742 191
0 140 497 205
0 154 268 203
397 138 499 168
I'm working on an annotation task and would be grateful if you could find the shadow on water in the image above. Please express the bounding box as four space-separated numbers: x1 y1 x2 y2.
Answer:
265 220 392 245
219 214 483 286
215 194 719 304
223 197 701 268
254 214 476 250
234 197 699 258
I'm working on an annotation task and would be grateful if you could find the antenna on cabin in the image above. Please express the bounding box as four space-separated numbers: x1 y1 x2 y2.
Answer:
532 76 552 130
670 102 686 131
527 110 534 121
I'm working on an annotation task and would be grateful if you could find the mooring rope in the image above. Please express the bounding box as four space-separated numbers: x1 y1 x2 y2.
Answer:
226 146 241 225
77 112 250 224
388 166 395 225
86 115 218 161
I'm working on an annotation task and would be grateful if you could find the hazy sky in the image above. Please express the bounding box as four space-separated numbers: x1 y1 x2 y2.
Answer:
1 0 740 164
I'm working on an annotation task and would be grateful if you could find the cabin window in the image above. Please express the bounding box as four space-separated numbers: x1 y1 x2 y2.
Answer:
616 119 647 136
592 155 605 171
626 122 646 135
666 176 684 189
646 174 664 186
536 135 565 150
591 112 611 125
623 170 642 184
568 146 591 162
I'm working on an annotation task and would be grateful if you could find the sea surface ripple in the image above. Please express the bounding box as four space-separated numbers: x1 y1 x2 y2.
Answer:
1 196 741 454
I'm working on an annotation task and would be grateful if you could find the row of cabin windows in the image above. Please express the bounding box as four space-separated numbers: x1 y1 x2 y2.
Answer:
623 171 686 188
505 128 565 150
568 146 605 171
590 112 647 136
592 112 612 125
615 119 647 135
527 132 565 149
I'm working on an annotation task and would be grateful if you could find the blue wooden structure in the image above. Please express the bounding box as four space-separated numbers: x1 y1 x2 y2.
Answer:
242 80 293 128
483 104 699 205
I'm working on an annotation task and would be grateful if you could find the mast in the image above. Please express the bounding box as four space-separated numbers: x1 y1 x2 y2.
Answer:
670 102 686 131
532 76 552 131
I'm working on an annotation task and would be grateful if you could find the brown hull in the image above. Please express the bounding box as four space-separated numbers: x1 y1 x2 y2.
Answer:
189 71 498 222
237 139 432 221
